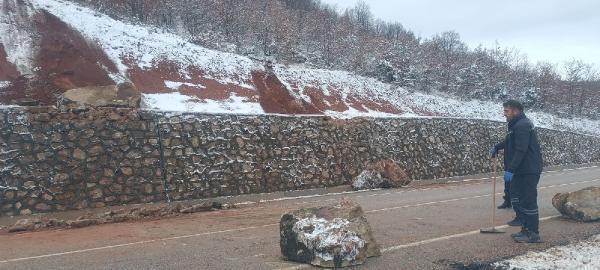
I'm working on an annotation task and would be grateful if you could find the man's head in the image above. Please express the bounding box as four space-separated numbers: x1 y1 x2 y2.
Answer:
503 100 524 122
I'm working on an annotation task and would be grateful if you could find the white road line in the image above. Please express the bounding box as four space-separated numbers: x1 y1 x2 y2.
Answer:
240 166 599 206
1 178 597 264
0 223 279 264
364 179 600 214
381 215 561 253
538 179 600 190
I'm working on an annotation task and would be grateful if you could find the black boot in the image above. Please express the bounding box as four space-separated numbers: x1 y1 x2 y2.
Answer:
507 217 522 227
497 200 512 209
514 231 543 243
511 227 528 238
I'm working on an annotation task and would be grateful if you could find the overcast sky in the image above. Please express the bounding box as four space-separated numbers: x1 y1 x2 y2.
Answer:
323 0 600 68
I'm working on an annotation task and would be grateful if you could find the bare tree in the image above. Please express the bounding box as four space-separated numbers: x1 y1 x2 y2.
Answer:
564 59 586 115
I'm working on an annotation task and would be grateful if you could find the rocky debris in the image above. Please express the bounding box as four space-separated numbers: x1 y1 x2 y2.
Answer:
352 160 411 190
180 201 214 213
280 199 381 268
4 201 228 233
67 219 96 228
15 98 40 106
552 186 600 222
58 82 141 109
8 218 44 232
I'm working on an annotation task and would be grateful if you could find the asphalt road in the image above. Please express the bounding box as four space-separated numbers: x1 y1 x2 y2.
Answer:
0 166 599 270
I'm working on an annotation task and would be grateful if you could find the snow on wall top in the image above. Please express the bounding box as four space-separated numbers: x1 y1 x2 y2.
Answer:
143 92 264 115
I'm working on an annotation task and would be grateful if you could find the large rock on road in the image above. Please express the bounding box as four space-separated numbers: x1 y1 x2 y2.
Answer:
280 199 381 268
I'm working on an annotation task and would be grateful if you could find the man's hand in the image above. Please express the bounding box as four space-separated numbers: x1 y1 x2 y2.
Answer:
489 146 499 158
504 171 514 183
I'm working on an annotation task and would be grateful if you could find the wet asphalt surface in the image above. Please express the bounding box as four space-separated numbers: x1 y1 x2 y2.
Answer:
0 166 598 270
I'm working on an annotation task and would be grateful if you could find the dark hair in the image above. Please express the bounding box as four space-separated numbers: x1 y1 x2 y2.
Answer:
503 100 524 111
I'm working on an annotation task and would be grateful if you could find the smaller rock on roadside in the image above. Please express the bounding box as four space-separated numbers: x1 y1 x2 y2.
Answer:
8 218 44 232
352 159 411 190
553 186 600 222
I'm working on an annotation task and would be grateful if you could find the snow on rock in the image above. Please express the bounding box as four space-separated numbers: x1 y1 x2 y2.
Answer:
494 234 600 270
352 171 382 191
293 216 365 263
30 0 262 86
143 92 264 115
352 160 412 191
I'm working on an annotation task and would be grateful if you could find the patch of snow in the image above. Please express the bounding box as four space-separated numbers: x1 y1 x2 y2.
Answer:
0 81 12 88
164 80 206 90
0 0 37 75
324 108 401 119
494 235 600 270
31 0 263 86
0 184 18 191
293 216 365 262
142 92 264 115
274 64 393 104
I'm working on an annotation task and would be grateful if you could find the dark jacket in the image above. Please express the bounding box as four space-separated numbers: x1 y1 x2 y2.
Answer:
495 113 543 175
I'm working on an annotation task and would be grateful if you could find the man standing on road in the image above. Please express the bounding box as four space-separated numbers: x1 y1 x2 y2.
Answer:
490 100 544 243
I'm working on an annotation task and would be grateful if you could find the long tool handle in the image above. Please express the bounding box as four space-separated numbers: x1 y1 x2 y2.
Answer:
491 158 497 228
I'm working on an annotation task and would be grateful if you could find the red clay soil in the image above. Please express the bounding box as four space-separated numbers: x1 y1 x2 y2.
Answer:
356 96 403 114
126 58 180 94
128 60 259 101
180 77 258 102
303 86 349 112
284 81 402 115
29 10 116 104
0 44 22 103
1 8 117 105
252 71 320 114
0 44 19 81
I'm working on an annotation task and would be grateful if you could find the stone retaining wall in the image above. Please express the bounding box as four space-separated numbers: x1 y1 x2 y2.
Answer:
1 107 599 216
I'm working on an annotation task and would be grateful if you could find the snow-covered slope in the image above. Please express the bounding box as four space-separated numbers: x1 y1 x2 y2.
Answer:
30 0 260 86
0 0 599 136
274 65 600 135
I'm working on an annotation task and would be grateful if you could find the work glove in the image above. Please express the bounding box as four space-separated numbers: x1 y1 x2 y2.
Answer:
489 146 498 158
504 171 514 183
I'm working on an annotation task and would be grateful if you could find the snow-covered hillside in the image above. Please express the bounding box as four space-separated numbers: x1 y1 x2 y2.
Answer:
274 65 600 136
0 0 599 136
30 0 261 86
